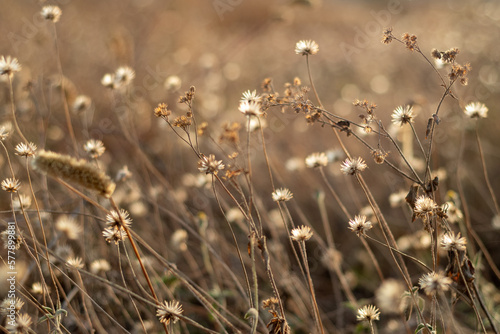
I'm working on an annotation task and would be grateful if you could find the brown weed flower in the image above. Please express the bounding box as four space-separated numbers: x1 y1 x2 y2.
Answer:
419 271 452 296
372 149 388 164
340 157 367 175
32 150 116 198
348 215 373 237
402 33 418 51
198 154 224 175
391 105 414 126
0 56 21 77
382 28 393 44
1 178 21 192
272 188 293 202
41 5 62 22
84 139 105 159
305 152 328 168
154 103 171 119
464 102 488 119
173 115 192 128
157 300 183 324
295 40 319 55
357 305 380 322
440 231 467 252
291 225 313 241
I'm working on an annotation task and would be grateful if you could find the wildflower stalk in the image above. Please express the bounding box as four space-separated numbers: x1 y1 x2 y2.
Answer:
7 76 28 143
306 55 323 108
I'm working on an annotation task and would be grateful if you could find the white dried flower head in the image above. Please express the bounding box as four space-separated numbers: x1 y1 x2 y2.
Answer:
114 66 135 88
375 279 405 314
340 157 367 175
440 231 467 252
1 228 23 250
272 188 293 202
72 95 92 113
156 300 183 324
414 196 437 217
464 102 488 119
226 207 244 223
198 154 224 175
0 56 22 77
239 100 262 116
41 5 62 22
7 313 32 333
348 215 373 237
0 297 24 315
1 178 21 193
419 271 452 296
90 259 111 274
305 152 328 168
106 209 132 229
0 123 12 140
101 73 114 88
55 216 82 240
31 282 46 295
66 257 84 269
164 75 182 91
357 305 380 322
389 190 408 208
241 90 261 103
391 105 415 126
295 40 319 56
291 225 313 242
83 139 105 159
15 142 37 157
171 229 188 252
103 227 127 244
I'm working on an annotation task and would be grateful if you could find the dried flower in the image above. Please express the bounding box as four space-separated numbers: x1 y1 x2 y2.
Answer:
357 305 380 322
66 257 84 269
115 165 132 182
372 149 388 164
290 225 313 241
15 142 37 157
90 259 111 274
103 227 127 244
32 150 116 198
106 209 132 229
305 152 328 168
295 40 319 56
241 90 261 103
239 100 262 116
41 5 62 22
101 73 114 88
414 196 437 217
340 157 367 175
84 139 105 159
348 215 373 237
164 75 182 91
1 178 21 192
7 313 32 333
154 103 171 119
55 216 82 240
157 300 183 324
1 229 23 250
31 282 46 295
0 56 22 77
72 95 92 113
198 154 224 175
0 123 12 140
171 229 188 252
114 66 135 87
272 188 293 202
440 231 467 252
419 271 452 296
391 105 415 126
464 102 488 119
381 28 393 44
0 297 24 315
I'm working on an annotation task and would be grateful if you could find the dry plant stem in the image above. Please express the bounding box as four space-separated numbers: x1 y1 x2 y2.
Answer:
279 203 307 279
475 123 500 215
360 237 385 281
306 55 323 108
473 282 500 334
73 270 107 334
8 76 29 143
297 241 325 334
249 234 260 332
50 22 78 156
258 117 276 191
318 167 351 220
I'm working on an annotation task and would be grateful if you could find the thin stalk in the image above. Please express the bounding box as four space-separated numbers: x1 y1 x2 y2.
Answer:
8 76 28 143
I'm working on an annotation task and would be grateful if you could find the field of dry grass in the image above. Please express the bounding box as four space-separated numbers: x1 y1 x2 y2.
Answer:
1 1 500 333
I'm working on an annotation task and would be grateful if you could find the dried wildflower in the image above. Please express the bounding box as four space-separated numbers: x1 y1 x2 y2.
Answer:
15 142 37 157
340 157 367 175
31 282 46 295
178 86 196 104
241 90 261 103
0 56 22 77
0 123 12 140
90 259 111 274
103 227 127 244
291 225 313 242
239 100 262 116
1 228 23 250
198 154 224 175
171 229 188 252
414 196 437 217
154 103 171 119
84 139 105 159
66 257 84 269
172 115 192 128
382 28 393 44
41 5 62 22
402 33 418 51
295 40 319 56
106 209 132 229
391 105 414 126
7 313 32 333
0 297 24 315
449 63 470 83
114 66 135 87
72 95 92 113
464 102 488 119
219 122 241 144
55 216 82 240
164 75 182 91
32 150 116 198
419 271 452 296
197 122 208 136
375 279 405 314
272 188 293 202
372 149 388 164
157 300 183 324
441 231 467 252
101 73 114 88
357 305 380 322
348 215 373 237
1 178 21 193
305 152 328 168
262 297 279 310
